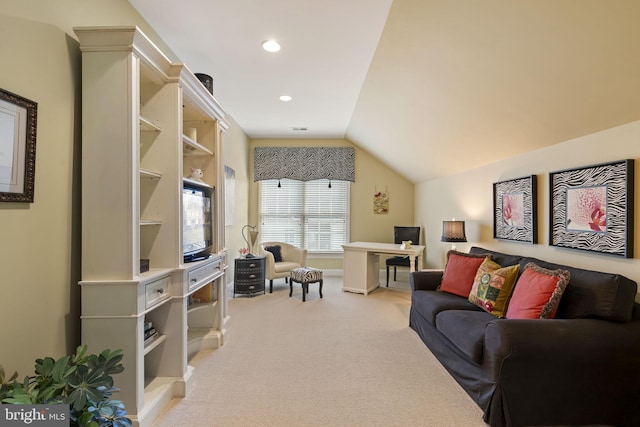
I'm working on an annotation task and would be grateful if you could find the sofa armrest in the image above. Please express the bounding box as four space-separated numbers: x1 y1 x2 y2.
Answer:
260 250 277 278
410 270 443 292
483 317 640 425
486 317 640 363
289 247 307 266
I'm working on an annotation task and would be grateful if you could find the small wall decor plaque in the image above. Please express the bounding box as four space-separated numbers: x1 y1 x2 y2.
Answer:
373 187 389 214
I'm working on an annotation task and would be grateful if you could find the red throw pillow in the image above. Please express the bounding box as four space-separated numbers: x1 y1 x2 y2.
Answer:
439 251 489 298
506 262 570 319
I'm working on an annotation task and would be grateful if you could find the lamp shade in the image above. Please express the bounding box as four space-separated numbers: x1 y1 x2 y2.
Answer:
441 221 467 242
249 230 259 247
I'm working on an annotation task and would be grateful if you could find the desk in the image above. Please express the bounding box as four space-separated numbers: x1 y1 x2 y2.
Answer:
342 242 425 295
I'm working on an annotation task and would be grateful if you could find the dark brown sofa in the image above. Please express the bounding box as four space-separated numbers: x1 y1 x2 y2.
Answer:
409 246 640 427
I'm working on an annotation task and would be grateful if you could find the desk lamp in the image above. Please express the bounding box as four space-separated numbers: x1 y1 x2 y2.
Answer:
242 224 259 257
441 220 467 251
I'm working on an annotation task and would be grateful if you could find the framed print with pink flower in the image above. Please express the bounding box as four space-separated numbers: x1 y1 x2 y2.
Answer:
550 159 634 258
493 175 537 243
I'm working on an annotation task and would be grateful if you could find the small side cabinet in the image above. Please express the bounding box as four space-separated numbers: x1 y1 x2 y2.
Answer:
234 256 266 297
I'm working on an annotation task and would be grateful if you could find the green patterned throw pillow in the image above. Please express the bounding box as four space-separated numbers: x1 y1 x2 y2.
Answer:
468 258 519 318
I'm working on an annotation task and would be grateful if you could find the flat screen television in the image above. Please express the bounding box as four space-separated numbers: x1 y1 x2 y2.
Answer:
182 181 213 263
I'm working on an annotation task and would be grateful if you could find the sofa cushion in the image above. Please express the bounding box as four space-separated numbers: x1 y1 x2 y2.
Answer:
412 290 482 325
439 250 489 298
522 257 637 322
435 310 496 363
470 246 524 270
468 258 519 318
264 245 283 262
506 262 570 319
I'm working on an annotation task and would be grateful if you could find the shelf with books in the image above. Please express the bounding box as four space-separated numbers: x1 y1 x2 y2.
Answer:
143 334 166 356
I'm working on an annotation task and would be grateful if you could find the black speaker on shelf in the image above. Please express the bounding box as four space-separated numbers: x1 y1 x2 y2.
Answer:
194 73 213 95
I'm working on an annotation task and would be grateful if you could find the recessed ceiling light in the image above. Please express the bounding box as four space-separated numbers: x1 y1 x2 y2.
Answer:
279 95 292 102
261 40 281 53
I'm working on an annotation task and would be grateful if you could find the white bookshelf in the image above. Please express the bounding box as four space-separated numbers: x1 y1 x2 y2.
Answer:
76 26 229 427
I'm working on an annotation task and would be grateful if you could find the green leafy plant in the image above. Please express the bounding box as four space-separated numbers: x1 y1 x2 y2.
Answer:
0 345 131 427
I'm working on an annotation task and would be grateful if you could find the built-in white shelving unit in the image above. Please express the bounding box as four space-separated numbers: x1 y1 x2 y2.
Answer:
76 26 230 427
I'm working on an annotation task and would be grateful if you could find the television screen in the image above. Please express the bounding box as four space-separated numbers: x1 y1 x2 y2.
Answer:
182 183 213 262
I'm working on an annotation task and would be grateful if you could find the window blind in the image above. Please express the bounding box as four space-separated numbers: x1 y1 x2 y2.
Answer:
259 179 350 252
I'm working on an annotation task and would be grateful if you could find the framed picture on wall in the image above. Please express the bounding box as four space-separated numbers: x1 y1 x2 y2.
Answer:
549 159 634 258
493 175 537 243
0 88 38 203
224 165 235 226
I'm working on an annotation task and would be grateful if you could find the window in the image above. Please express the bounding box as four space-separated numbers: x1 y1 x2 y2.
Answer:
259 179 349 253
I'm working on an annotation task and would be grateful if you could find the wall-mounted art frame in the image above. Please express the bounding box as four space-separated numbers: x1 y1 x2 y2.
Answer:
224 165 235 226
373 186 389 214
0 88 37 203
493 175 537 243
549 159 634 258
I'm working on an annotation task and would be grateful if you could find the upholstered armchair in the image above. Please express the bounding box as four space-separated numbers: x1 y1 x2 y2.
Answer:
258 241 307 293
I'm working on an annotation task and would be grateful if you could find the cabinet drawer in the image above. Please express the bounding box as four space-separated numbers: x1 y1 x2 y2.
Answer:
145 276 171 309
235 257 265 274
237 260 261 270
235 277 264 286
188 259 222 292
235 270 264 281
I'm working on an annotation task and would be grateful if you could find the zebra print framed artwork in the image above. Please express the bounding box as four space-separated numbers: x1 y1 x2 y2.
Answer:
549 159 634 258
493 175 537 243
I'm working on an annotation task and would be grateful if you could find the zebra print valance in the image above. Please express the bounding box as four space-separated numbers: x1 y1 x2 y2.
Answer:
254 147 355 182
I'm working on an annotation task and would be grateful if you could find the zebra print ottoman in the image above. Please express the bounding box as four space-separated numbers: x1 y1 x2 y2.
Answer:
289 267 323 302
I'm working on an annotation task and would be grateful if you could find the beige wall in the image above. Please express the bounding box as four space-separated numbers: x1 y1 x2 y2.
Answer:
249 139 416 269
0 0 182 376
222 118 252 282
0 13 80 378
1 0 176 61
417 120 640 295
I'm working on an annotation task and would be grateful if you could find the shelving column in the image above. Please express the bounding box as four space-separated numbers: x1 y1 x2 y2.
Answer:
76 26 185 427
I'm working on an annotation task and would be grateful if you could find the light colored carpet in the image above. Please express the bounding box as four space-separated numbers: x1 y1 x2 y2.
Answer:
151 275 488 427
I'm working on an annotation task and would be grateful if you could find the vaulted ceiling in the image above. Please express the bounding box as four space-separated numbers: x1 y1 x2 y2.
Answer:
128 0 640 183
